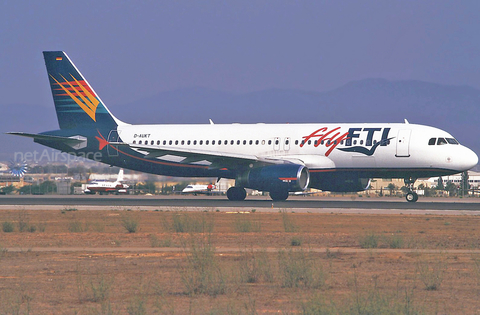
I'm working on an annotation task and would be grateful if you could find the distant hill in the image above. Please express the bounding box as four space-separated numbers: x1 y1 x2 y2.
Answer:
2 79 479 164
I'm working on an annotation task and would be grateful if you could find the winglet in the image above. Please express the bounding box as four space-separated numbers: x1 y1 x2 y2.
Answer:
404 119 410 124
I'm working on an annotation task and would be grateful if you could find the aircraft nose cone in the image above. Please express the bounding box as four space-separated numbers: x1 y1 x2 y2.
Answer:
466 148 479 169
448 146 478 171
458 147 479 170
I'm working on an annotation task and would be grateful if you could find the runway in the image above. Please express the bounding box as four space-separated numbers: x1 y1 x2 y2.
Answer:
1 195 479 213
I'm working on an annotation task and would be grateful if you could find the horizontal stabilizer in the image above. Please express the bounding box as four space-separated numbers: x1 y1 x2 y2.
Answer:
7 132 87 150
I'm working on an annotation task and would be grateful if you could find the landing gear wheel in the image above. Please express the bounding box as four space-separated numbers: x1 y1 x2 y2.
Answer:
227 187 247 201
406 192 418 203
269 190 289 201
404 177 418 203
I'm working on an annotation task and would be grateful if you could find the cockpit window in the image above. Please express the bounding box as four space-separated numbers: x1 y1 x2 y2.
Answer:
446 138 459 145
429 137 459 146
437 138 447 145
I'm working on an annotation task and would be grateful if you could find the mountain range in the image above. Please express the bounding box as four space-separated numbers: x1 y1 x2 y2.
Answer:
2 78 479 167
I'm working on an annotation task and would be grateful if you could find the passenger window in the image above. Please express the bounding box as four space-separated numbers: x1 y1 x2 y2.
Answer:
295 140 299 145
285 139 289 145
243 140 247 145
163 140 167 145
428 138 436 145
133 140 136 144
237 140 240 145
199 140 203 145
224 140 228 145
175 140 178 145
206 140 209 145
193 140 197 145
187 140 191 145
249 140 253 145
268 140 272 145
181 140 185 145
255 140 259 145
307 140 311 145
157 140 160 145
212 140 216 145
139 140 142 145
151 140 154 145
437 138 447 145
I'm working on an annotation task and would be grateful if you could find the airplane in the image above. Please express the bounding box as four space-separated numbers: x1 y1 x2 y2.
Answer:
182 184 218 195
84 169 129 194
7 51 478 202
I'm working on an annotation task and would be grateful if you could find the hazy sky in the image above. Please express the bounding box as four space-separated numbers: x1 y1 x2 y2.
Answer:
1 1 479 107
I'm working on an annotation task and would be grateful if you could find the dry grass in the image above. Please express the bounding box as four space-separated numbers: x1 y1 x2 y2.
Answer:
0 210 478 313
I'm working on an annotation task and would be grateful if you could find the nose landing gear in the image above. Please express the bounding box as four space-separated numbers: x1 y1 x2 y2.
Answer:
404 178 418 202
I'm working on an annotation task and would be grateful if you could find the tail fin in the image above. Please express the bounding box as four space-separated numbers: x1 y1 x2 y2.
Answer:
43 51 124 130
117 169 124 182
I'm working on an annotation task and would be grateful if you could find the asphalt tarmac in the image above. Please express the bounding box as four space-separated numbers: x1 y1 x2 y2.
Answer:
0 195 479 212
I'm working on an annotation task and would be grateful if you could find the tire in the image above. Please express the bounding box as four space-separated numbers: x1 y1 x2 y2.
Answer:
406 192 418 203
269 190 289 201
227 187 247 201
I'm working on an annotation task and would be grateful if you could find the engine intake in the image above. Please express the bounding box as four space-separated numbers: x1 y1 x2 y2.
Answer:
237 164 310 192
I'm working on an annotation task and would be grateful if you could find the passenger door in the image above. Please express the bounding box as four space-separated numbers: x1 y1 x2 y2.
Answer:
396 130 411 157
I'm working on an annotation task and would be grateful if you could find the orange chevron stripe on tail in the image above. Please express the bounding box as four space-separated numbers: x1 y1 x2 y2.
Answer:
49 74 100 121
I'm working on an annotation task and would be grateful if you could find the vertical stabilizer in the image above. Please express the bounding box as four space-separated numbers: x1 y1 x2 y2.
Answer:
43 51 124 130
117 169 124 182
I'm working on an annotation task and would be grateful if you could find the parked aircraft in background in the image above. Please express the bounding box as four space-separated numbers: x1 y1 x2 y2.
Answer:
8 52 478 202
84 169 129 195
182 184 218 195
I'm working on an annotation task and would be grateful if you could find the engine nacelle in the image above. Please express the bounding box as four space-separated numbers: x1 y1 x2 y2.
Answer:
237 164 310 192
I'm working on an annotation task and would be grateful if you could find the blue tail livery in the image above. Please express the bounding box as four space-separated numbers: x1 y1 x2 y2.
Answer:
43 51 121 130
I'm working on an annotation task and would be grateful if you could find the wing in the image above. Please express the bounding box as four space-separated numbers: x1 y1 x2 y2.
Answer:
120 143 293 170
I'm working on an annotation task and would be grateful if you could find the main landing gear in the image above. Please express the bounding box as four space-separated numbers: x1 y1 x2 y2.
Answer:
227 187 247 201
269 190 289 202
404 178 418 203
226 187 290 202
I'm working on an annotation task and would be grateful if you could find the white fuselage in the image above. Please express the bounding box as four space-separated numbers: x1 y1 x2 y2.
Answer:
84 181 129 194
118 122 477 174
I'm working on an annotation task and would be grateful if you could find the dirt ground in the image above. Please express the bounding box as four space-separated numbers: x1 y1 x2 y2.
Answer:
0 208 480 314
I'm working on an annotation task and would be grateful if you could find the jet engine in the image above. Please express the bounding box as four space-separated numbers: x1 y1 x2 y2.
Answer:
236 164 310 193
